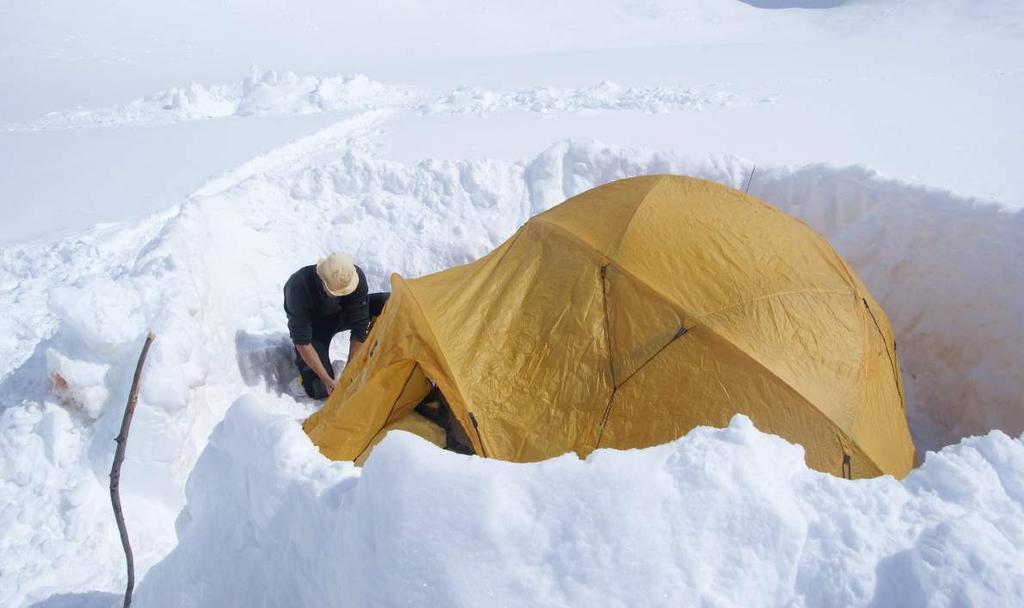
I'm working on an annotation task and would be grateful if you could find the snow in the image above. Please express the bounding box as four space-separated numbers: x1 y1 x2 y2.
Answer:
7 36 1023 243
1 71 416 131
0 110 344 244
4 136 1021 606
1 0 1022 606
133 400 1024 607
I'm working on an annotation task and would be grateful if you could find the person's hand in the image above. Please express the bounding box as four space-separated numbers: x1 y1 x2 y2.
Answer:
322 375 336 396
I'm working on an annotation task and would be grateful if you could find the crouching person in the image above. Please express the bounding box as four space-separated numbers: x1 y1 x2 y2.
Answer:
283 252 389 399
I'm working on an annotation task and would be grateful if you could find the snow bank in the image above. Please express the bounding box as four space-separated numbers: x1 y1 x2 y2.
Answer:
135 397 1024 607
2 136 1022 605
4 73 751 132
1 71 416 131
431 81 748 116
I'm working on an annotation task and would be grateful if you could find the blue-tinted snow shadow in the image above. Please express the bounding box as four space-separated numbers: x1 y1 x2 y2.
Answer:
738 0 845 8
0 337 56 411
234 329 300 395
870 550 923 607
29 591 120 608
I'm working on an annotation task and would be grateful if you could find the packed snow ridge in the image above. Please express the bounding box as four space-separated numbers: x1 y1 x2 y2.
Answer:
133 402 1024 607
1 70 753 132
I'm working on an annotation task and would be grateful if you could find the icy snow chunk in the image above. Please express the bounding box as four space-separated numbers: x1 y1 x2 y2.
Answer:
153 83 236 120
45 349 110 419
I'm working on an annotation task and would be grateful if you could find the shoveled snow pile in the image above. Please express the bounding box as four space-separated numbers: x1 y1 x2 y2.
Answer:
135 399 1024 607
1 71 417 131
2 71 751 132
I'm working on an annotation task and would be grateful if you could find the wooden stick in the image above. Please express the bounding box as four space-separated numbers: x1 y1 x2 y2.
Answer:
109 332 155 608
743 165 757 194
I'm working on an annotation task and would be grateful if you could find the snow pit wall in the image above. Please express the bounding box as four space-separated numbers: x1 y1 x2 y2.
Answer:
746 164 1023 452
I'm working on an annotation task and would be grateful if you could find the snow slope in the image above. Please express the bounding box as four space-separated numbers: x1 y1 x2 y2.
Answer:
2 0 1023 605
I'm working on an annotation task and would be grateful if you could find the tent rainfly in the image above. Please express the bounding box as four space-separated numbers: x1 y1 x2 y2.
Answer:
304 175 916 479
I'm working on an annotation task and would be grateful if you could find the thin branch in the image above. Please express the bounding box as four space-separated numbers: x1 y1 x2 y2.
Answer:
109 332 155 608
743 165 757 193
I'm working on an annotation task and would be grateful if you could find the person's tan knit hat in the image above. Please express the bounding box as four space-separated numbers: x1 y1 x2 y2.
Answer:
316 252 359 297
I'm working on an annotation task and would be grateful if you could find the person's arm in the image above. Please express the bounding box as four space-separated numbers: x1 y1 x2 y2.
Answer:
343 267 371 370
285 273 337 392
295 343 336 395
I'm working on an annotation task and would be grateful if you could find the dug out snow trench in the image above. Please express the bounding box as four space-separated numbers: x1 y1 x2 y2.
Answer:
1 139 1022 606
227 141 1024 454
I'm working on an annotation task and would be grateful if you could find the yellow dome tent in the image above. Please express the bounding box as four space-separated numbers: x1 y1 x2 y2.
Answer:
304 175 915 478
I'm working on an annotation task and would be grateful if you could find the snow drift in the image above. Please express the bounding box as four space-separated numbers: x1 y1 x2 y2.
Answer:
1 70 750 132
134 398 1024 607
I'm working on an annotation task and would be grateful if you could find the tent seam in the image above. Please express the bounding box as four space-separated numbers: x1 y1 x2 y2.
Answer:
862 298 903 404
595 266 618 447
591 286 886 476
693 288 856 323
703 318 885 476
697 289 887 468
531 218 692 318
353 363 419 463
608 175 671 257
535 182 857 324
599 322 884 476
396 276 486 456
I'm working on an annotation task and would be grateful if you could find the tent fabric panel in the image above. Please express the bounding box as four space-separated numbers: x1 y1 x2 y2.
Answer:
534 175 664 255
353 411 448 466
613 176 856 319
605 264 689 388
411 221 613 461
598 324 883 478
696 291 864 434
852 299 915 477
303 279 436 460
304 359 430 461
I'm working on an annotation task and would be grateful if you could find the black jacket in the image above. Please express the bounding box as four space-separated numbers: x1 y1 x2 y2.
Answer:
283 264 370 345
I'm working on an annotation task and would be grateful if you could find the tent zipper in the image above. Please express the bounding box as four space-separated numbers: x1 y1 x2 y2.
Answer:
469 412 488 457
